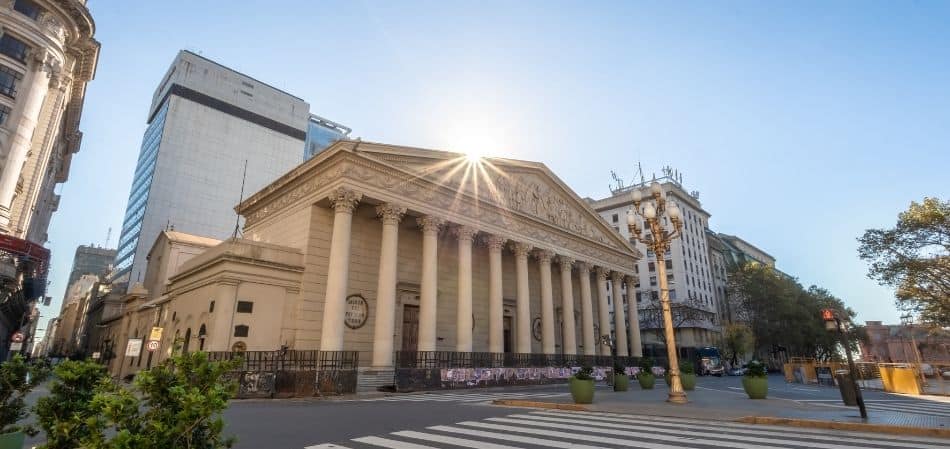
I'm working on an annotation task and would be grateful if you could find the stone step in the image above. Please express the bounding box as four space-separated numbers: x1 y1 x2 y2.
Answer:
357 369 395 392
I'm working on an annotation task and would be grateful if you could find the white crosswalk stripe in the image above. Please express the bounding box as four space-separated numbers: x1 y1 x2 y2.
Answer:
339 391 569 403
304 409 950 448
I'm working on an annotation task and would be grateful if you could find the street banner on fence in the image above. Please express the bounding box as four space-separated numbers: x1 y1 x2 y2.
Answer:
126 338 143 357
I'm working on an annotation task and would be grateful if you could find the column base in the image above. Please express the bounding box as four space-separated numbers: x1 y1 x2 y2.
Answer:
666 390 688 404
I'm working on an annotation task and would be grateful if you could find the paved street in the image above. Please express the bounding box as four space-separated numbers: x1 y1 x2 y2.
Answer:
222 376 950 448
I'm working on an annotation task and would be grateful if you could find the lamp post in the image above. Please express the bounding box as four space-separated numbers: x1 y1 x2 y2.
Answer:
822 309 867 419
626 181 687 404
600 334 619 391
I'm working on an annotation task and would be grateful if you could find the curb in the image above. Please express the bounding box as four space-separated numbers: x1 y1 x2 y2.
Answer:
492 399 588 411
737 416 950 438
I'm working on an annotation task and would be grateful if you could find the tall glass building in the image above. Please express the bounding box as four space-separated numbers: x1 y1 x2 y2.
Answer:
112 51 349 286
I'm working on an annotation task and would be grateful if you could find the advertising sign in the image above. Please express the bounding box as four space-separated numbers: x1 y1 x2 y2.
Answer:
125 338 143 357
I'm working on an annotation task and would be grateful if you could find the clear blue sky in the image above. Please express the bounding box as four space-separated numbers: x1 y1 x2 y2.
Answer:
38 1 950 334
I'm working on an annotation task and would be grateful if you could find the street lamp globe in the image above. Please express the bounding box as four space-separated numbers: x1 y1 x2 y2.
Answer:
631 189 643 203
644 203 656 219
668 202 681 221
650 181 662 196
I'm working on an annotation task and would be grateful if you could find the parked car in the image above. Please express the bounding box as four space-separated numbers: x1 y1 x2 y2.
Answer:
727 366 746 376
697 347 725 376
920 363 935 377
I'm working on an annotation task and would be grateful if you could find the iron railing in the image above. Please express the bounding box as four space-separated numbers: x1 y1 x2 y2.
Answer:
205 350 357 372
394 351 639 369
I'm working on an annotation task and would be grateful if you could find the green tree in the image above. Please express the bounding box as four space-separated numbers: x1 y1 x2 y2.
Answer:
35 359 110 449
83 351 238 449
720 323 754 366
1 355 49 437
858 197 950 325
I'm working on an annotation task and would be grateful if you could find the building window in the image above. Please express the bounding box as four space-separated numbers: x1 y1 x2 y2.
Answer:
0 65 22 99
665 260 673 269
0 34 29 63
13 0 42 20
234 325 249 337
648 262 655 272
0 104 10 126
236 301 253 313
649 276 657 286
209 301 215 313
669 289 677 300
198 324 207 351
646 249 654 258
651 290 659 301
635 292 642 302
612 213 618 223
634 265 639 274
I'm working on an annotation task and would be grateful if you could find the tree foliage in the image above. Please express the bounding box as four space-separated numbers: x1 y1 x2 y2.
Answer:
639 294 714 344
720 323 754 366
858 197 950 325
35 359 110 448
0 355 49 436
726 263 865 362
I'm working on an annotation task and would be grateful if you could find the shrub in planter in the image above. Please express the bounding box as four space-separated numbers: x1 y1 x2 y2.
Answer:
35 359 110 449
612 362 629 392
1 355 49 449
637 357 655 389
570 365 595 404
742 360 768 399
679 361 696 391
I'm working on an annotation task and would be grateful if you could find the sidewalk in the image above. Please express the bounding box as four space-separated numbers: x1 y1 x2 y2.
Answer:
493 377 950 436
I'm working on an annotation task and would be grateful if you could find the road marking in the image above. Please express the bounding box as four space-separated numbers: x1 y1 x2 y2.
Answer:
393 430 522 449
304 444 352 449
428 424 610 449
456 420 695 449
352 436 437 448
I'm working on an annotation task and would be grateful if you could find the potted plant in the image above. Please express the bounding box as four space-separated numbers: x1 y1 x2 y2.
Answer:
613 362 629 392
742 360 768 399
679 361 697 391
1 355 49 449
569 365 595 404
637 357 655 389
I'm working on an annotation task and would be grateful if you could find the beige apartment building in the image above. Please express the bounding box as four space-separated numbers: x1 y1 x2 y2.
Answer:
99 141 644 378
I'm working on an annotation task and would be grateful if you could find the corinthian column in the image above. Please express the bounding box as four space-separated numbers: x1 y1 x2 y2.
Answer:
416 215 444 352
577 262 596 356
454 225 477 352
557 256 577 355
511 242 533 353
536 249 555 355
371 203 406 367
320 188 362 351
486 235 507 353
626 275 643 357
596 267 611 355
611 271 628 357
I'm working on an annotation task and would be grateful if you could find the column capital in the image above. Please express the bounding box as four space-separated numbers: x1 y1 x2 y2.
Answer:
485 234 507 251
610 270 624 282
576 261 591 272
452 225 478 242
375 203 407 225
595 266 609 280
556 255 575 270
625 274 638 284
534 249 554 264
328 187 362 214
509 241 533 258
416 215 445 234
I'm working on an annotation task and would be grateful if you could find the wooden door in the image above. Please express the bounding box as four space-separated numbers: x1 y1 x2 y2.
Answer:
401 305 419 352
503 316 513 353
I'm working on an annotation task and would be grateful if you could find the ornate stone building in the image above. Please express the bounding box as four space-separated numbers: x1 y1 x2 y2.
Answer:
0 0 98 358
98 141 644 382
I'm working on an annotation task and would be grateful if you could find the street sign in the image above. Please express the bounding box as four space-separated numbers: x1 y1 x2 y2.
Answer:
91 351 101 360
11 331 24 343
9 342 22 351
149 327 163 341
125 338 143 357
146 340 160 352
821 309 835 321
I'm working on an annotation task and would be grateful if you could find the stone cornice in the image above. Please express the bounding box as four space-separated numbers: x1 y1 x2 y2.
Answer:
239 144 639 272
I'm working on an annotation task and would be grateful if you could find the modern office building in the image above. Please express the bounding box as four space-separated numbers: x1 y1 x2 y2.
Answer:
112 50 348 286
0 0 98 360
62 244 114 298
590 169 720 352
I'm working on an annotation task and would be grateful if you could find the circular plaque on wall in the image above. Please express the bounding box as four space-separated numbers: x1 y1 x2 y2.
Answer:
344 294 369 329
532 316 542 342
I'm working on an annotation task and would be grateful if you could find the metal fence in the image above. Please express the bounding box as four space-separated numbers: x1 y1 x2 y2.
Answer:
393 351 640 369
205 350 359 398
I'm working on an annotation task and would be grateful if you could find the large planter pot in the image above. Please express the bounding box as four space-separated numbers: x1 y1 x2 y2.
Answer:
681 373 697 391
613 374 629 392
0 430 25 449
638 373 655 389
742 376 768 399
570 377 595 404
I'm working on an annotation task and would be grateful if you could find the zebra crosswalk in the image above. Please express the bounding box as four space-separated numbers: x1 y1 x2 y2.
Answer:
304 409 950 448
338 391 569 403
801 399 950 418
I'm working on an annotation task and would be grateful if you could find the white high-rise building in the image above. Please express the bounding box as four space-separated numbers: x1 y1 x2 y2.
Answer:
590 171 720 353
113 50 348 286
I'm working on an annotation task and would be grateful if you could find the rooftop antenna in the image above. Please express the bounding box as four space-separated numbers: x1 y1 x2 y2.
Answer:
637 161 645 185
232 159 248 239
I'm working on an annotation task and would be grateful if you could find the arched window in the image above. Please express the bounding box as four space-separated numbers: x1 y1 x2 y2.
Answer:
183 328 192 354
198 324 207 351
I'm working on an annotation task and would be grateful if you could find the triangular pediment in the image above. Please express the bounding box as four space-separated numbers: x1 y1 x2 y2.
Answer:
353 143 637 256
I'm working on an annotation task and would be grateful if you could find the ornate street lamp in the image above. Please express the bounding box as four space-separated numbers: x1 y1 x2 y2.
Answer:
627 181 687 404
